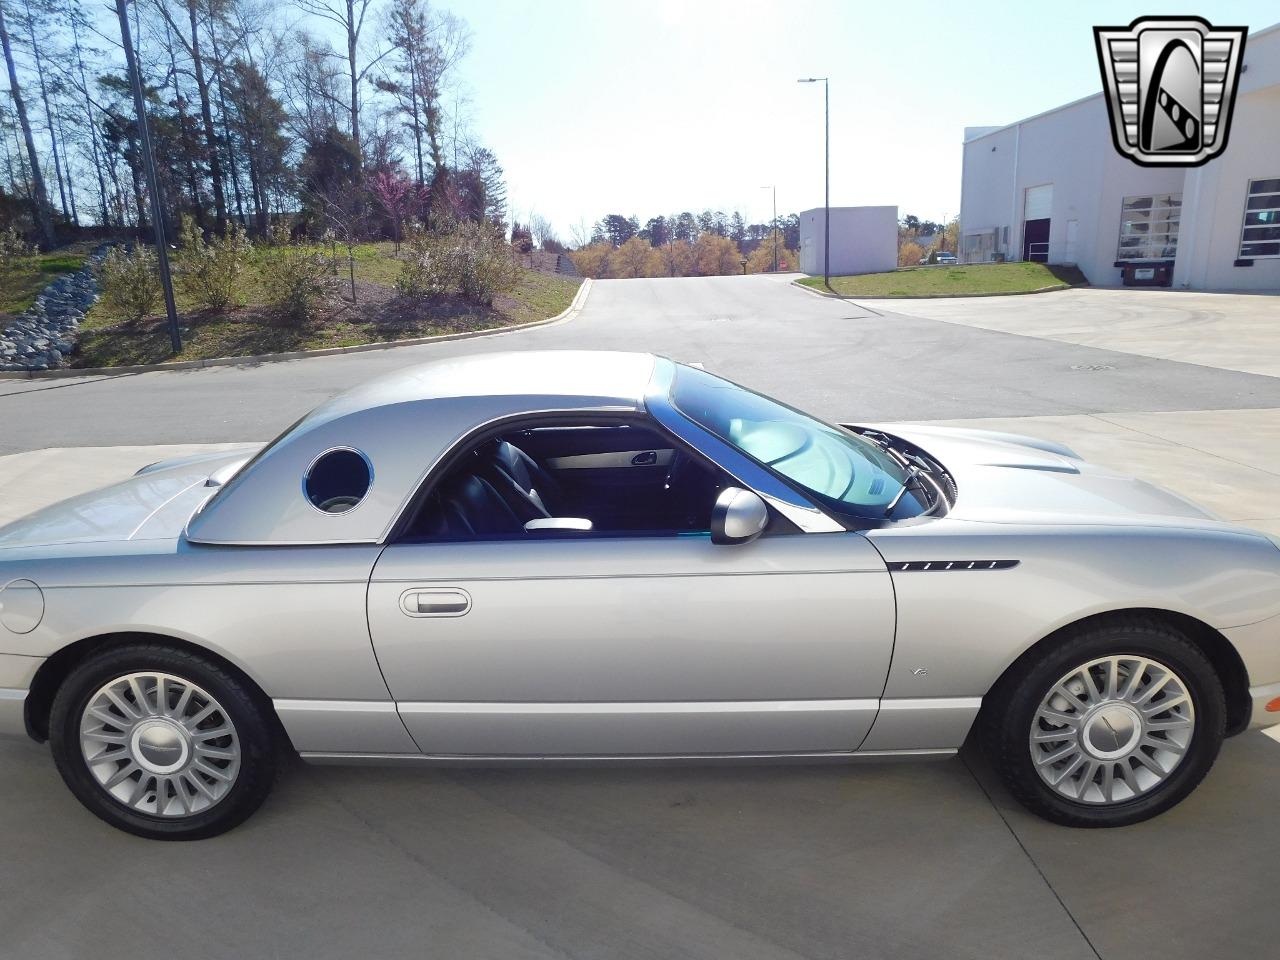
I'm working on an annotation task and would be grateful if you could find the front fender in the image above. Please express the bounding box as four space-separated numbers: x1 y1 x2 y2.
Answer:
866 521 1280 703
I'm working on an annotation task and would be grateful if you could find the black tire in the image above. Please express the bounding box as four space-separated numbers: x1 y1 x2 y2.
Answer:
49 643 277 840
980 616 1225 827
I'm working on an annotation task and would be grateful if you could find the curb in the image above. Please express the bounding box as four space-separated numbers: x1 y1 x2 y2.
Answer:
790 278 1084 301
0 278 593 380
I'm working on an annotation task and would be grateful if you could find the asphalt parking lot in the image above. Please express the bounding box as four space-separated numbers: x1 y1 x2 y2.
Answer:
2 275 1279 959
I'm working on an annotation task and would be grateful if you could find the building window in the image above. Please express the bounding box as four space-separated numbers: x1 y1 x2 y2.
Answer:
1117 194 1181 261
1239 178 1280 259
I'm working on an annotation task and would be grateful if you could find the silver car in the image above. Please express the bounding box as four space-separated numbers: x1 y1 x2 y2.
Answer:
2 351 1278 838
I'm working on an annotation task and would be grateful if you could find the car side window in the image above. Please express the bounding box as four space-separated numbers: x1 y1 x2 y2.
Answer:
403 419 738 541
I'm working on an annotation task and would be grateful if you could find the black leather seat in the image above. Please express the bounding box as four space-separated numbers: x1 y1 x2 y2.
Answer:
486 440 568 521
419 441 580 538
424 473 524 538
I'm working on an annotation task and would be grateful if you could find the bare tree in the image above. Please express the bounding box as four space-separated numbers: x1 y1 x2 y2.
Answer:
18 0 70 222
294 0 390 169
59 0 113 226
311 181 365 303
0 0 53 245
51 94 79 223
204 6 248 225
529 211 558 250
569 217 592 250
284 31 344 148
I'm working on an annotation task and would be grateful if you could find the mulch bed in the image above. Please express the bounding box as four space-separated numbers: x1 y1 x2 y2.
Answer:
71 281 512 367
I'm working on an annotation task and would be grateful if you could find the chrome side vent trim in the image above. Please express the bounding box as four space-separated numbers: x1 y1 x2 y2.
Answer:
887 560 1019 572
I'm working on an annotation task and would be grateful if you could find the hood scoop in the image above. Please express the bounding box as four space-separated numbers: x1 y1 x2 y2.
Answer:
846 422 1217 526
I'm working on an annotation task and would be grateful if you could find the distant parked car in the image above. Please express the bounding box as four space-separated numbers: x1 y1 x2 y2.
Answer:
919 251 959 265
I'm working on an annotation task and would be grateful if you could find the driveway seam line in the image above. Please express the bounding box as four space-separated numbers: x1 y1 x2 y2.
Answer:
1086 412 1280 479
445 776 824 960
959 753 1105 960
299 767 577 960
885 300 1280 384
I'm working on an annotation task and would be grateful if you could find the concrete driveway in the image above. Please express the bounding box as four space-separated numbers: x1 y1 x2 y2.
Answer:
4 729 1277 960
2 275 1280 959
873 286 1280 378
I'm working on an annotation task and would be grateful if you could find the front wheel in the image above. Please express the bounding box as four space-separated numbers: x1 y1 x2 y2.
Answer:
49 643 277 839
981 618 1225 827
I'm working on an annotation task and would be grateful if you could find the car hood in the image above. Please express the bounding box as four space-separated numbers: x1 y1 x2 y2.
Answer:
0 447 259 551
855 422 1222 528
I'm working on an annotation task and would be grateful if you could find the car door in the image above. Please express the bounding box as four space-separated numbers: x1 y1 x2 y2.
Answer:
367 526 896 758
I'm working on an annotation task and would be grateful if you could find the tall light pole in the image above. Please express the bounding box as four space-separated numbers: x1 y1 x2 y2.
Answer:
761 185 777 272
115 0 181 352
798 77 829 285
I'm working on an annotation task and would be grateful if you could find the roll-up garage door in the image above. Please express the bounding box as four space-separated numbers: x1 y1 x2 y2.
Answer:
1023 184 1053 262
1024 184 1053 220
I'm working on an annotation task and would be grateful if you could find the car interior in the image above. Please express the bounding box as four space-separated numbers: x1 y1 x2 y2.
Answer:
403 420 736 540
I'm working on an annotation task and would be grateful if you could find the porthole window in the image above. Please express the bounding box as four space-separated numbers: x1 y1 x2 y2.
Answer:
304 448 372 514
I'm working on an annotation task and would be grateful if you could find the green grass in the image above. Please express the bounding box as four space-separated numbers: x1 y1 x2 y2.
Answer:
797 262 1087 298
74 245 581 368
0 249 89 315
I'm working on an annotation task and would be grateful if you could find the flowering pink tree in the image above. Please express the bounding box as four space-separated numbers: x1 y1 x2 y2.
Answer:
370 170 418 253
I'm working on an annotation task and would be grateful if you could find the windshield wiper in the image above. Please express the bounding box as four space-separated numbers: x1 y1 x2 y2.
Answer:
884 465 923 515
885 463 950 518
861 428 952 517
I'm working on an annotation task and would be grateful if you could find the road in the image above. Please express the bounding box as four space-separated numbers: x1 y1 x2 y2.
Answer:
4 274 1280 453
2 274 1280 959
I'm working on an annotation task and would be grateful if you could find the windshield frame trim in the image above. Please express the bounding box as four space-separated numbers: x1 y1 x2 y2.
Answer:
644 359 847 534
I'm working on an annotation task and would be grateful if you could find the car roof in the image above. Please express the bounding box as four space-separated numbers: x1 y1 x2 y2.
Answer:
185 351 660 546
312 350 657 421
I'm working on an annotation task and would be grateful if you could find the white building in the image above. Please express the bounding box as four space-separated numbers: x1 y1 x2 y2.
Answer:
798 206 898 276
959 21 1280 290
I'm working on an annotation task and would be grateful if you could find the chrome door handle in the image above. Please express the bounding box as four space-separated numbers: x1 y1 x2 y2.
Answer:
400 588 471 618
631 450 658 466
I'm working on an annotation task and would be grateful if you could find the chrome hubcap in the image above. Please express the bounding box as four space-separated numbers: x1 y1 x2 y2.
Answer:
1030 655 1195 805
79 672 240 818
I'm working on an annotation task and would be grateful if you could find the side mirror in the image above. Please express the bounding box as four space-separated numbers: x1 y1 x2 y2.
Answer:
524 517 593 534
710 487 768 545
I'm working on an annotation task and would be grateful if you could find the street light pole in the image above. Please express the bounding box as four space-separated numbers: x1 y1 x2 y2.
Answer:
761 185 777 272
114 0 181 353
798 77 830 285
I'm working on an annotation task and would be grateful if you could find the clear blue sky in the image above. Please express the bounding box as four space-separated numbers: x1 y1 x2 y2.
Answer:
449 1 1278 239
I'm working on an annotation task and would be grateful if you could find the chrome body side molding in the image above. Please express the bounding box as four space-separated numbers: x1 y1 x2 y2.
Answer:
298 748 960 766
396 698 881 756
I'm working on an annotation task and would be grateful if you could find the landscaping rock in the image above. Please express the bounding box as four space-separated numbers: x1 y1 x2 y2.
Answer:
0 245 109 372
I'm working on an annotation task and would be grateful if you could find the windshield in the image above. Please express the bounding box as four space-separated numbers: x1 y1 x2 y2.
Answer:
670 365 927 520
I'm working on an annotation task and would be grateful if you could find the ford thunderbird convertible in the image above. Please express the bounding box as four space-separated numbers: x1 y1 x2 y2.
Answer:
1 351 1278 838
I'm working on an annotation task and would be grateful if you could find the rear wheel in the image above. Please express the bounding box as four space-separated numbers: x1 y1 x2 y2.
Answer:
49 644 276 839
982 618 1225 827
